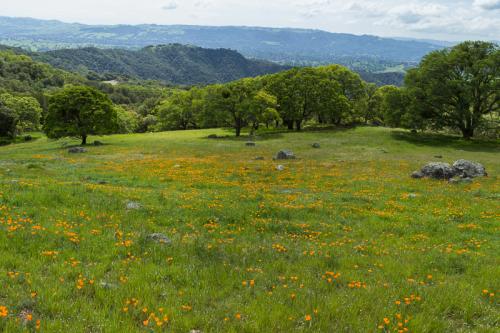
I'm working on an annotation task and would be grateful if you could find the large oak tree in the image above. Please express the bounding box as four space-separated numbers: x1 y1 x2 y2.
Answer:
405 41 499 139
44 85 117 145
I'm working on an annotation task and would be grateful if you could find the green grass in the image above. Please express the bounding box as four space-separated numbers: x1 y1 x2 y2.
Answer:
0 127 498 332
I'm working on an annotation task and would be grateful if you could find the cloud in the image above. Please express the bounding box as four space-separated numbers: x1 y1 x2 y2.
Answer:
390 3 447 24
161 1 178 10
474 0 500 10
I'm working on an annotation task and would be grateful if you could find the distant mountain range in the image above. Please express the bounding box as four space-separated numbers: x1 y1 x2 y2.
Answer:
0 16 444 67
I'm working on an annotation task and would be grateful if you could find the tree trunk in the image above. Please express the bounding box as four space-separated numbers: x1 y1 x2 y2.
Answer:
287 121 294 130
81 135 87 145
295 120 302 131
461 127 474 139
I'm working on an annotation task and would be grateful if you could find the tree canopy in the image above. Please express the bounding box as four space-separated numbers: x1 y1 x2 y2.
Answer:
44 86 117 145
405 41 499 138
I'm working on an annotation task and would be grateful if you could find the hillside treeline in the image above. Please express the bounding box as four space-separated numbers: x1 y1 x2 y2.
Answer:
0 41 498 142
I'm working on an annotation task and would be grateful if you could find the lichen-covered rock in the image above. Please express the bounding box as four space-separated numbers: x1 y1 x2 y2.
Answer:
68 147 87 154
126 201 141 210
147 233 172 245
275 150 295 160
452 160 487 178
312 143 320 148
420 162 456 179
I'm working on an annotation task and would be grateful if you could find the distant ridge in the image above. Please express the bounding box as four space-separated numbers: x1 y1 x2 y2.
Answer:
33 44 287 85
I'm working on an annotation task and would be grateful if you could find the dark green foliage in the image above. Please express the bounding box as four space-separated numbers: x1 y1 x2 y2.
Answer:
357 70 406 87
34 45 287 85
266 65 365 130
0 51 83 96
0 93 42 132
0 101 18 138
154 65 367 135
405 41 499 138
44 86 118 144
155 89 203 131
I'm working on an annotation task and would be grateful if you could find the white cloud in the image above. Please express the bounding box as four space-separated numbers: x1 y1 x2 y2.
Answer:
474 0 500 10
161 1 178 10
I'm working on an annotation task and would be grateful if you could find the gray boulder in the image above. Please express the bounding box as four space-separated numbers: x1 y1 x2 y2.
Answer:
312 143 321 148
420 162 456 179
453 160 487 178
411 171 425 179
254 156 265 161
147 233 172 245
126 201 141 210
246 142 256 147
68 147 87 154
276 165 285 171
275 150 296 160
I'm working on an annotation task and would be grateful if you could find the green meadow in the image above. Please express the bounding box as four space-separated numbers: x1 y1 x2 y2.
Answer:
0 127 498 332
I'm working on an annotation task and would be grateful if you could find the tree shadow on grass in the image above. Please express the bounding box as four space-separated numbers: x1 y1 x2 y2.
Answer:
202 129 285 142
202 125 355 142
391 131 500 153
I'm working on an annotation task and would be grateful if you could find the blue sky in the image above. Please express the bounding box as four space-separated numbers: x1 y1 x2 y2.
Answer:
1 0 499 41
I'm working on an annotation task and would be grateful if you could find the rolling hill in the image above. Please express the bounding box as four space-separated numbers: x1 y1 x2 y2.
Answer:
33 44 287 85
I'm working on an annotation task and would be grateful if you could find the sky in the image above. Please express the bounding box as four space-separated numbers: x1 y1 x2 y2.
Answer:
1 0 499 41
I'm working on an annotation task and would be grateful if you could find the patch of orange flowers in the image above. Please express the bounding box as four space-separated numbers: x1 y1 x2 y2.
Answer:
0 305 8 317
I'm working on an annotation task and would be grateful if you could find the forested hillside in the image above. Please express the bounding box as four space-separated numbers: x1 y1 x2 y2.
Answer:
34 44 287 85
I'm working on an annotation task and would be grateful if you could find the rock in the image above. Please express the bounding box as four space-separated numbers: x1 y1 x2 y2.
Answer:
434 155 443 159
452 159 487 178
275 150 296 160
420 162 456 180
276 165 285 171
68 147 87 154
93 140 103 146
147 233 172 245
408 193 417 198
189 330 202 333
207 134 218 139
126 201 141 210
254 156 265 161
312 143 321 148
99 281 118 289
411 171 424 179
173 164 181 168
246 142 256 147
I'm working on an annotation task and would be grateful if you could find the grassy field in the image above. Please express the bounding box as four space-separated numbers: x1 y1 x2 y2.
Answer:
0 127 498 332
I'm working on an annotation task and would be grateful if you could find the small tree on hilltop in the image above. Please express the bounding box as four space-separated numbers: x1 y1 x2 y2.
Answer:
44 86 117 145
